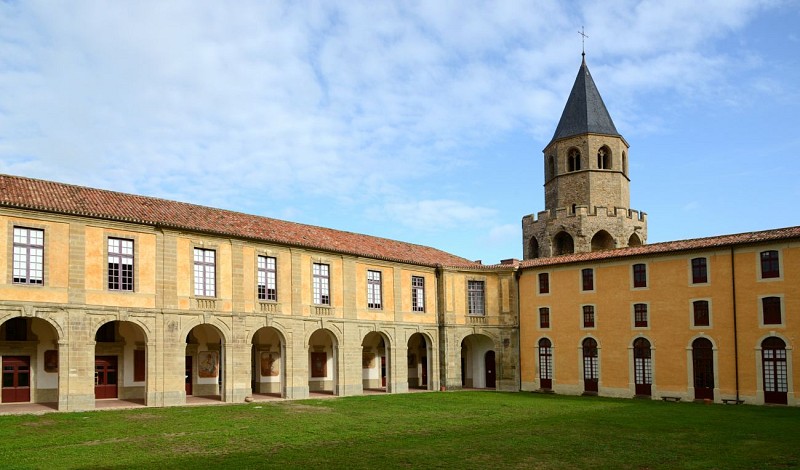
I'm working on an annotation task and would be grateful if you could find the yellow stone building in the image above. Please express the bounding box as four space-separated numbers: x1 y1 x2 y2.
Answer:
0 57 796 411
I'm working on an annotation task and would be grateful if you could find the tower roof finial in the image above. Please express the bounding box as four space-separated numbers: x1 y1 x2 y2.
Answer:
579 26 588 59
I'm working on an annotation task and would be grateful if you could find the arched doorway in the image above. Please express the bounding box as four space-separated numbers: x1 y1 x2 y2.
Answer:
762 337 788 405
692 338 714 400
251 327 284 398
308 329 337 396
362 332 390 392
0 317 60 405
553 231 574 256
591 230 615 251
185 324 224 400
407 333 431 390
538 338 553 391
633 338 652 397
582 338 598 394
94 320 148 403
460 334 495 389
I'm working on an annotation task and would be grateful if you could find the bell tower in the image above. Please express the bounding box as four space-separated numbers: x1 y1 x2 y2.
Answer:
522 55 647 258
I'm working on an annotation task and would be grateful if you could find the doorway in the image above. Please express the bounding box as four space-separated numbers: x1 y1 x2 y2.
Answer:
2 356 31 403
484 351 496 389
95 356 118 399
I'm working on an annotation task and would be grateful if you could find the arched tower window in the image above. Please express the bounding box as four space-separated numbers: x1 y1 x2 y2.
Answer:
597 146 611 169
529 237 540 259
628 233 642 247
567 149 581 172
547 156 555 180
622 151 628 176
553 231 574 256
590 230 615 251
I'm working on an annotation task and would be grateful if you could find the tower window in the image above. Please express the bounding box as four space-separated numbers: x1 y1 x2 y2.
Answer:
547 156 555 180
567 149 581 172
597 146 611 169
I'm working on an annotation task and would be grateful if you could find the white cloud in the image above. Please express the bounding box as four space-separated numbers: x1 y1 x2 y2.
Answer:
383 199 497 231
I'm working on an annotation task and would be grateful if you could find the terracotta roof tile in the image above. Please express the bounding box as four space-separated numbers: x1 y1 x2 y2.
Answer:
0 174 477 268
520 226 800 269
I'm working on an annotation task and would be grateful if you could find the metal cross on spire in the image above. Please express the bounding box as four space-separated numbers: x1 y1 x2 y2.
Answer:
579 26 588 57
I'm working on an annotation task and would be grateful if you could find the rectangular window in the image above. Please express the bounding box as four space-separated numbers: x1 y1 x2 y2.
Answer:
134 349 145 382
313 263 330 305
583 305 595 328
634 303 648 328
762 297 782 325
693 300 710 327
467 280 485 315
411 276 425 312
367 270 382 309
760 250 780 279
633 263 647 288
539 307 550 328
12 227 44 285
257 256 277 301
108 238 134 291
193 248 216 297
538 273 549 294
581 268 594 291
691 257 708 284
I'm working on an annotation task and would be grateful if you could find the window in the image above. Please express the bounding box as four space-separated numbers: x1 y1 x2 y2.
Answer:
581 268 594 291
12 227 44 285
467 280 485 315
538 338 553 390
257 256 277 301
762 296 782 325
632 263 647 288
193 248 216 297
583 305 595 328
568 149 581 172
582 338 598 393
108 238 134 291
633 338 653 396
762 337 788 405
691 257 708 284
367 270 382 309
539 307 550 328
597 146 610 169
693 300 710 327
313 263 330 305
760 250 780 279
538 273 549 294
634 303 648 328
411 276 425 312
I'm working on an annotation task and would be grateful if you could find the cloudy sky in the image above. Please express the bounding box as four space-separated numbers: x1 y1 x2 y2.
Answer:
1 1 798 263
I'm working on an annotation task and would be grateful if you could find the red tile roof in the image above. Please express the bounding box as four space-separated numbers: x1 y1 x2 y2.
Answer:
0 174 478 268
520 225 800 269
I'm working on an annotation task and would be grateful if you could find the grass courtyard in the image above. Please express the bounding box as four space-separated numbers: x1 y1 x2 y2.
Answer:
1 392 798 469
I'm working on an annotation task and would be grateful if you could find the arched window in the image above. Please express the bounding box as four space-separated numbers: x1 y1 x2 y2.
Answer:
597 146 611 169
692 338 714 400
628 233 642 247
622 151 628 175
538 338 552 390
547 156 555 180
567 149 581 172
529 237 539 259
553 231 574 256
582 338 598 393
591 230 615 251
633 338 652 396
762 337 788 404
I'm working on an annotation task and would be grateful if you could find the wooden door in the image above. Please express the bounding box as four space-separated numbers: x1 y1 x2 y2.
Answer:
94 356 118 399
762 338 788 405
692 338 714 400
539 339 552 390
185 356 193 396
582 339 598 393
380 356 387 388
634 338 652 397
2 356 31 403
484 351 496 388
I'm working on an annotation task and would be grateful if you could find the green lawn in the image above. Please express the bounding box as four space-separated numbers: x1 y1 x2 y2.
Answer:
1 392 798 469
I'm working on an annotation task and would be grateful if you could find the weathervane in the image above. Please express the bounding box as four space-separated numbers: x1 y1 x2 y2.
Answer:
579 26 588 56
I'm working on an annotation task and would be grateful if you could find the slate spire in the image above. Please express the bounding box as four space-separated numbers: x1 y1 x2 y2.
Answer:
549 56 620 145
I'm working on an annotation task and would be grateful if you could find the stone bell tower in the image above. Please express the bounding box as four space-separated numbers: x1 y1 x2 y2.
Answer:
522 55 647 259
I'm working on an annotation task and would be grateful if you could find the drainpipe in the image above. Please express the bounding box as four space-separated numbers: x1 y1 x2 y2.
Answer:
515 267 522 392
730 247 740 402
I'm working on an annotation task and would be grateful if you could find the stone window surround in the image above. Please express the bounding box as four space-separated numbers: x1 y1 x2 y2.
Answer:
7 221 48 287
689 298 713 329
758 294 785 328
104 233 140 293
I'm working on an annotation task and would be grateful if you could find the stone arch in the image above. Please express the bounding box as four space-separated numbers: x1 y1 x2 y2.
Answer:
93 319 150 403
251 326 287 398
0 311 64 342
180 317 232 346
552 231 574 256
362 331 392 392
628 233 642 247
567 147 581 172
407 332 433 390
185 323 226 400
308 328 339 395
0 315 62 405
529 237 540 259
597 145 611 169
460 333 497 389
591 230 615 251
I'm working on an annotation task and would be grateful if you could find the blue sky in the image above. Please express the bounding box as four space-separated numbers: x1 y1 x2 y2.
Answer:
1 1 798 264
